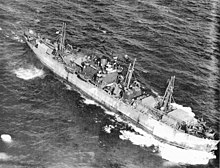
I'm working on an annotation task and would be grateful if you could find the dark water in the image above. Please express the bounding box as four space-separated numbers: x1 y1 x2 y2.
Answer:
0 0 219 167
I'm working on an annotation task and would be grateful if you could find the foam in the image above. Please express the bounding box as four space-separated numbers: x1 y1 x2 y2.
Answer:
104 110 115 116
64 83 72 90
0 153 10 160
12 34 24 43
104 125 115 133
1 134 12 143
83 98 98 105
80 85 214 164
104 114 216 165
159 143 215 165
14 66 45 80
120 122 216 165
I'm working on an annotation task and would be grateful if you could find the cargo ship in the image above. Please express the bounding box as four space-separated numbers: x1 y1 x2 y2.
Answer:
23 23 219 159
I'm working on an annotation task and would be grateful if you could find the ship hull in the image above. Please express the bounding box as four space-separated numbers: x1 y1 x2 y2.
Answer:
25 38 219 155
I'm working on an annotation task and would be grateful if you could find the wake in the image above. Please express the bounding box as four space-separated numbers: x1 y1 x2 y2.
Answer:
68 76 215 165
103 104 216 165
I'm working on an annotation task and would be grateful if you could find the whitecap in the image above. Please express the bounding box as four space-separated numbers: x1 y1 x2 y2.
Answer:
159 143 215 165
14 66 45 80
104 111 115 116
64 83 72 90
0 153 10 160
1 134 12 143
83 98 98 105
12 34 24 43
104 125 115 133
34 19 40 23
119 123 159 148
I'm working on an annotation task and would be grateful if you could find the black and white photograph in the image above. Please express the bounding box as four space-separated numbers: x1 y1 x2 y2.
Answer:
0 0 219 167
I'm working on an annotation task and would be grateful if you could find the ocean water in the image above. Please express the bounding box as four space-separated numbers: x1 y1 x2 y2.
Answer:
0 0 219 167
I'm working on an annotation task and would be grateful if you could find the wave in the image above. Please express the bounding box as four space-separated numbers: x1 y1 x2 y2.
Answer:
13 65 45 80
83 97 99 106
0 153 11 161
64 83 72 90
159 142 215 165
75 85 214 165
103 101 216 165
11 34 24 43
105 122 215 165
0 25 24 43
104 110 116 116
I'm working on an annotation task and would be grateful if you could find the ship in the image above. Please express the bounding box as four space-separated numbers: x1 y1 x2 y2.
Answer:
24 23 219 158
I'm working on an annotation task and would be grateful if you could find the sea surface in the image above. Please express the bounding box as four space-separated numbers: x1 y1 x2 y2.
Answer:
0 0 219 168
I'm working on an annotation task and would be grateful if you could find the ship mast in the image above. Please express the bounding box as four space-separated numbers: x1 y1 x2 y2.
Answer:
59 22 66 53
124 58 136 89
160 76 175 112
